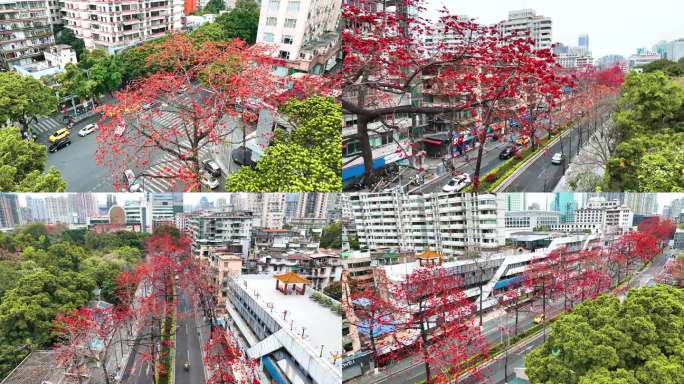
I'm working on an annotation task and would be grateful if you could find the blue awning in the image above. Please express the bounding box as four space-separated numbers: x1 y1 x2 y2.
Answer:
494 275 524 290
357 318 396 338
342 158 386 181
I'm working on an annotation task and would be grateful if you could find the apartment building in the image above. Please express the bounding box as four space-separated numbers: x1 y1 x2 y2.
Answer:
190 211 253 260
505 210 562 232
0 0 55 69
674 229 684 250
61 0 184 53
256 0 342 75
348 192 506 259
497 9 553 51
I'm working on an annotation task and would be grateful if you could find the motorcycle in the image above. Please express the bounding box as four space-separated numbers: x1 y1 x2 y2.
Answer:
184 361 190 371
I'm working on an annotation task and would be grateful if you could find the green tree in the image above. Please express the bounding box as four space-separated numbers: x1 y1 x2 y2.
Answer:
606 132 684 191
0 128 67 192
0 72 57 134
56 63 98 101
225 96 342 192
525 285 684 384
320 221 342 249
203 0 224 14
55 28 85 59
190 22 229 44
323 282 342 301
215 0 260 44
120 39 166 83
90 54 124 96
639 59 684 77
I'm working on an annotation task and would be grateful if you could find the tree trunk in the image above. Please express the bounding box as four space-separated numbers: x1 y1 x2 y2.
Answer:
357 116 374 185
473 135 485 191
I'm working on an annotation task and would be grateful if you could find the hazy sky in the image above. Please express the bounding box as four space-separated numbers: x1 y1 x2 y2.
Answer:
425 0 684 59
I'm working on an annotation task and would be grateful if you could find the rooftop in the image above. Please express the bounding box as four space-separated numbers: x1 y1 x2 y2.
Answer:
274 271 311 284
236 274 342 361
1 351 65 384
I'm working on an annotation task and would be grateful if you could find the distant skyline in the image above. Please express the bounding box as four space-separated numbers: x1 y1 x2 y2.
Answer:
13 193 234 207
425 0 684 59
523 193 684 213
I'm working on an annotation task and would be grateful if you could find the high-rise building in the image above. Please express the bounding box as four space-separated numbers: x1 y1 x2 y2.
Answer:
505 193 526 212
259 193 286 228
284 193 299 221
295 192 329 219
349 192 506 259
551 192 577 223
578 34 589 51
498 9 553 51
26 196 48 223
256 0 342 75
0 0 55 70
625 193 658 215
0 194 20 228
61 0 184 53
70 193 97 224
105 194 117 211
45 195 71 224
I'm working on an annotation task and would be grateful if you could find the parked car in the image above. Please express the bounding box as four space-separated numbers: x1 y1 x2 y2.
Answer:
202 159 222 178
49 127 70 143
231 147 257 169
114 122 126 136
48 138 71 153
551 152 564 165
123 169 142 192
499 146 517 160
515 136 530 146
78 123 98 137
442 173 472 192
200 171 220 190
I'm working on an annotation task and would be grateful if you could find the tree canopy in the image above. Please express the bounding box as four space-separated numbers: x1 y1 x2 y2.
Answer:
525 285 684 384
320 221 343 249
0 128 67 192
215 0 260 44
55 28 85 59
0 72 57 134
225 96 342 192
605 71 684 191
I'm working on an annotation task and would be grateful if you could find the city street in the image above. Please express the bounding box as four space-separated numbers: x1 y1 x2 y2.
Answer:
42 95 255 192
175 290 206 384
502 113 611 192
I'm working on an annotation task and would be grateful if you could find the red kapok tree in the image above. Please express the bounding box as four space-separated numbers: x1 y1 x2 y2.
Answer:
96 33 287 191
340 0 572 189
204 327 260 384
390 266 488 384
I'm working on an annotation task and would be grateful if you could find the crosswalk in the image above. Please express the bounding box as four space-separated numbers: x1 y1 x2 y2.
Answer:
135 110 228 192
30 116 64 135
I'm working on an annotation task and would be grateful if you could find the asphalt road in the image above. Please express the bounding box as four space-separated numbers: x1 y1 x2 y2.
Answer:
503 114 610 192
43 97 253 192
175 291 206 384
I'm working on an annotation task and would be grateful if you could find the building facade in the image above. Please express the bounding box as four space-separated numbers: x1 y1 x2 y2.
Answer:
0 0 55 69
505 210 561 232
61 0 184 53
256 0 342 75
349 192 506 259
497 9 553 51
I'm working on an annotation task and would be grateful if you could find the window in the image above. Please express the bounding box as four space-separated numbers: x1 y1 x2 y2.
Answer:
284 18 296 28
343 140 362 157
282 35 293 44
287 0 300 12
268 0 279 11
263 32 274 42
278 50 290 59
265 17 277 26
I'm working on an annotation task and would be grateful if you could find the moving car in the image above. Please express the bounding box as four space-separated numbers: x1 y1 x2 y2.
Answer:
551 152 564 165
114 122 126 136
515 136 530 146
231 147 258 169
499 146 517 160
533 314 545 324
48 138 71 153
123 169 142 192
442 173 472 192
49 127 70 143
202 159 222 178
78 123 98 137
200 171 220 190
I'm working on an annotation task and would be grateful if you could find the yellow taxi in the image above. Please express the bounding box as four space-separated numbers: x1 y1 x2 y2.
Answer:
533 314 545 324
49 127 70 143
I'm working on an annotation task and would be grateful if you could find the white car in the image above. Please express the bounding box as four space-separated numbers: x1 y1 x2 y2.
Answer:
114 122 126 136
551 152 564 165
200 171 220 190
123 169 142 192
78 123 98 137
442 173 472 192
